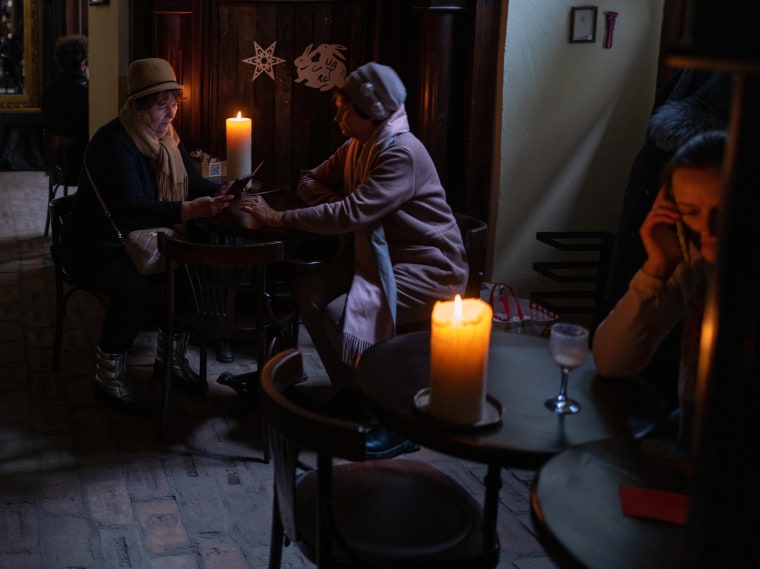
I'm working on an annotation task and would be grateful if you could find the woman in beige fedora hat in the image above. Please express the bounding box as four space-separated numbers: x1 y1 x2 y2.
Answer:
64 58 235 413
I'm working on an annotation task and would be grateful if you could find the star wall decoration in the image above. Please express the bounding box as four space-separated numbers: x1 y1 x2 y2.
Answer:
242 41 286 81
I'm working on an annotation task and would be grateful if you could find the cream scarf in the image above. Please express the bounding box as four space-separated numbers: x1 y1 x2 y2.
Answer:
119 104 188 202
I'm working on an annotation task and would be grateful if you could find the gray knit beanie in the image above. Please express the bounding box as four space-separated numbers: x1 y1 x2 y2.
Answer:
342 62 406 121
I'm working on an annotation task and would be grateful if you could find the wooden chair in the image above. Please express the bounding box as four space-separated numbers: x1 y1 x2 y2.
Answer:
44 132 81 237
454 213 489 299
157 233 292 436
396 213 488 335
48 194 108 371
260 348 499 569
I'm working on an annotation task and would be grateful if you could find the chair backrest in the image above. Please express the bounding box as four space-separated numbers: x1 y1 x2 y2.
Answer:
49 194 77 276
45 133 81 187
259 349 370 547
157 232 285 341
454 213 488 298
260 349 498 569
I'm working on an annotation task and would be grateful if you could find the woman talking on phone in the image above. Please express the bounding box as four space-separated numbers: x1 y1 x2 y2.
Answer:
592 130 727 447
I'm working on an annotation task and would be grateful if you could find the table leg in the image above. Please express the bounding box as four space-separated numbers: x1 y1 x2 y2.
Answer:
216 266 269 409
484 462 502 551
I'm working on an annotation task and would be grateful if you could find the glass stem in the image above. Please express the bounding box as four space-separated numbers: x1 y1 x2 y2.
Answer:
557 367 571 402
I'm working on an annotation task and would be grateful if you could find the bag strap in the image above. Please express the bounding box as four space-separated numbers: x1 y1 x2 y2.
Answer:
84 155 125 243
488 282 525 322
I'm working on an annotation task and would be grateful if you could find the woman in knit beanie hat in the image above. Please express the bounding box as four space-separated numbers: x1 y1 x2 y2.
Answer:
241 62 468 458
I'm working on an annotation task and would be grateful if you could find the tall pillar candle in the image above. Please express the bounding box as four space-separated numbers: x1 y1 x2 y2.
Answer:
429 295 493 425
226 112 252 180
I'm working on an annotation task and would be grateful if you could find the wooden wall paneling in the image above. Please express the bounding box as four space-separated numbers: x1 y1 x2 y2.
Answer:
146 0 207 153
153 12 193 146
461 0 501 221
250 2 278 179
371 1 500 221
206 1 366 187
413 5 462 210
65 0 87 36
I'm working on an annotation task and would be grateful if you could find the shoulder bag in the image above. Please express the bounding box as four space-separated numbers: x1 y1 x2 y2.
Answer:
84 160 182 276
484 282 558 337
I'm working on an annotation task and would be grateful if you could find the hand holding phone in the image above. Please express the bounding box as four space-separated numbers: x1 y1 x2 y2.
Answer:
227 173 253 199
665 185 690 263
226 161 264 199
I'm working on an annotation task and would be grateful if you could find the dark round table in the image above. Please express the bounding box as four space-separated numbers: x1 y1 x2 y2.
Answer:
356 330 668 469
356 330 669 553
530 437 689 569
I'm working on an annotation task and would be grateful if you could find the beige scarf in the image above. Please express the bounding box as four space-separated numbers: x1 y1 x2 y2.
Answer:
119 103 188 202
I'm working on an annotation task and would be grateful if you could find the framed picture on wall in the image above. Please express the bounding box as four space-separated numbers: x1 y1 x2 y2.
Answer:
569 6 598 43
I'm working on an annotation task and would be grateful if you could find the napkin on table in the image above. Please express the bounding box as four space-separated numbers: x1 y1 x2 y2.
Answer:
619 485 690 525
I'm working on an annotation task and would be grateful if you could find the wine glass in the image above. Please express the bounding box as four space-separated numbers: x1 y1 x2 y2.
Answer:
544 322 589 414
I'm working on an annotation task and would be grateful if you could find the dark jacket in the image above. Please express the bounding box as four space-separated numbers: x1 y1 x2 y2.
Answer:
41 70 90 174
66 117 218 272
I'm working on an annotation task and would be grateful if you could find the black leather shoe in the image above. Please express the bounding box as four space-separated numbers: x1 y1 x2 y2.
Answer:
214 340 235 363
365 424 419 460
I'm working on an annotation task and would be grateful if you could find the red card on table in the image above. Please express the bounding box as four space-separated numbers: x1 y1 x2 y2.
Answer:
619 485 690 525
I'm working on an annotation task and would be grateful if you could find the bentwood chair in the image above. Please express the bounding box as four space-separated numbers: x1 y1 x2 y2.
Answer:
44 132 81 237
49 194 109 371
396 213 489 335
260 348 499 569
157 233 292 437
453 213 489 299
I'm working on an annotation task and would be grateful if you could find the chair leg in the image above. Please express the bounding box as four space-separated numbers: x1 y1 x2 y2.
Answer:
268 491 284 569
51 278 65 371
200 339 208 387
45 182 56 238
160 327 173 438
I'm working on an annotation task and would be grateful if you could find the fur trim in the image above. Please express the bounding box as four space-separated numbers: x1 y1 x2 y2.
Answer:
648 98 727 153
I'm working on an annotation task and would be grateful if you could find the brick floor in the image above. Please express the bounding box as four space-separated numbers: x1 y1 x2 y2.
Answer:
0 170 558 569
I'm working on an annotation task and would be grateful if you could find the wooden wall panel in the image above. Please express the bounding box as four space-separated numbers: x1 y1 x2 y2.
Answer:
205 1 366 186
141 0 499 218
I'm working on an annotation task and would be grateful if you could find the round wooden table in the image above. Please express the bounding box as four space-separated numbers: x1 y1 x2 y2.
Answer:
356 330 668 469
530 437 689 569
356 330 669 553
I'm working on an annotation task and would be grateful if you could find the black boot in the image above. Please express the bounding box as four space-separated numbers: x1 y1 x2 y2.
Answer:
316 388 420 459
94 347 148 415
153 329 208 397
364 424 420 460
214 339 234 363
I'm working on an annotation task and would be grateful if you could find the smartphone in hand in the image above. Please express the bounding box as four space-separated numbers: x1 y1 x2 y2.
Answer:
227 173 254 199
226 161 264 199
665 186 690 263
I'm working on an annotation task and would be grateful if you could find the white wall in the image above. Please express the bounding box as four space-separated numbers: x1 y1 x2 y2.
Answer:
87 0 130 135
490 0 664 295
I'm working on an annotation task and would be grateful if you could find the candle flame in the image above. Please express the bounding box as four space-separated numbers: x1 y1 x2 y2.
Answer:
236 111 242 119
453 294 462 321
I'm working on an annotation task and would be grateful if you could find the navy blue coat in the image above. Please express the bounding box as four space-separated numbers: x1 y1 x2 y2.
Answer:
66 117 219 271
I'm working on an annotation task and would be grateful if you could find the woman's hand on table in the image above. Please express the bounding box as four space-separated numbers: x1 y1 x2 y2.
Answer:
240 195 285 227
181 194 235 222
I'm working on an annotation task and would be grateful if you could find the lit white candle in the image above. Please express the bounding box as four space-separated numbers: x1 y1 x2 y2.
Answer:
429 295 493 424
226 111 252 180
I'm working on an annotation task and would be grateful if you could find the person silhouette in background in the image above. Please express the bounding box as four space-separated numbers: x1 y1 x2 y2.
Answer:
41 34 90 174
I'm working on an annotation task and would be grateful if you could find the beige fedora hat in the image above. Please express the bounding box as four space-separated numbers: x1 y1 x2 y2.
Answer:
126 58 182 103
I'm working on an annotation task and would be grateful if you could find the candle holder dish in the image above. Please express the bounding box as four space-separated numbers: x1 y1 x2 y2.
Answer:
413 387 503 431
